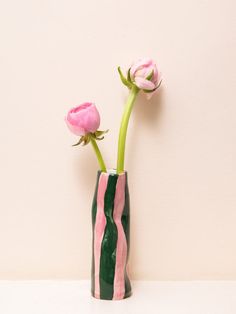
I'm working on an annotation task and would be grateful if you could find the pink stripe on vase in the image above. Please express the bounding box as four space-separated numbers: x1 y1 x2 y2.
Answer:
93 173 108 299
113 173 127 300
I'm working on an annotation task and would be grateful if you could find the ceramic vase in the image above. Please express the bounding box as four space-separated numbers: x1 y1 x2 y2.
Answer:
91 170 131 300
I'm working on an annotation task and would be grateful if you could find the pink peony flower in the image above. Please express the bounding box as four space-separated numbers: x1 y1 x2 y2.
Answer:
129 58 161 98
65 102 100 136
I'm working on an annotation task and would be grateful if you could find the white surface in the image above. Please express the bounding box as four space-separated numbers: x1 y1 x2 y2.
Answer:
0 280 235 314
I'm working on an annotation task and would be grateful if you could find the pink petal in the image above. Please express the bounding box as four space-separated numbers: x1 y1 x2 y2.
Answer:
152 66 159 84
71 102 91 113
145 78 162 99
65 102 100 136
83 104 100 133
65 118 86 136
130 58 153 79
135 67 153 79
134 77 155 90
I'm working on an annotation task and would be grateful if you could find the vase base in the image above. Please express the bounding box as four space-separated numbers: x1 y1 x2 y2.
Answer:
91 290 132 301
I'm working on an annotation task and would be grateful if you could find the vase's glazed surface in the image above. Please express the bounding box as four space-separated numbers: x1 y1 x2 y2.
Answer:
91 170 131 300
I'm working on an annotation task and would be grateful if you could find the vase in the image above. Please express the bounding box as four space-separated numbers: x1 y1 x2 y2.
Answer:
91 169 131 300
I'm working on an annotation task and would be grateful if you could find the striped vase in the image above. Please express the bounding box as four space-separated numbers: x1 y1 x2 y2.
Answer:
91 170 131 300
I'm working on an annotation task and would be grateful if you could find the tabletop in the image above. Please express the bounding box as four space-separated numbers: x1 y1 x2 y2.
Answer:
0 280 235 314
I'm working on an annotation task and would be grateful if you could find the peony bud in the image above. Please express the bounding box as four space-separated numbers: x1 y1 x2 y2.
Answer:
65 102 100 136
65 102 108 146
118 58 162 98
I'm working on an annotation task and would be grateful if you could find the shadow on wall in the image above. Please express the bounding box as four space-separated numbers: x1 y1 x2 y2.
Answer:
127 86 165 173
126 87 165 279
72 146 98 194
135 87 164 124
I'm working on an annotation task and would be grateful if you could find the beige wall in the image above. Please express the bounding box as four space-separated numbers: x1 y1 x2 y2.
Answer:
0 0 235 280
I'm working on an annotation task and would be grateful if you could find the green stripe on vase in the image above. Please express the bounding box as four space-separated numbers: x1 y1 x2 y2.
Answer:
99 174 118 300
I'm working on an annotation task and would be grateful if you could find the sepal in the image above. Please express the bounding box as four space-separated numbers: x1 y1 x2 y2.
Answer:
91 129 109 141
146 69 154 81
127 68 132 83
118 67 133 89
72 130 109 147
72 134 91 146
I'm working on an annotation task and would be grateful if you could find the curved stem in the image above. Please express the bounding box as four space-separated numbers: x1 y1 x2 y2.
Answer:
90 137 107 172
116 85 139 174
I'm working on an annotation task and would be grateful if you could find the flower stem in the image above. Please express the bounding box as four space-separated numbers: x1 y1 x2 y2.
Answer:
90 137 107 172
116 85 139 174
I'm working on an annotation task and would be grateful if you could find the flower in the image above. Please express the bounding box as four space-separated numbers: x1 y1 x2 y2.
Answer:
130 58 160 91
65 102 100 136
118 58 162 99
65 102 108 146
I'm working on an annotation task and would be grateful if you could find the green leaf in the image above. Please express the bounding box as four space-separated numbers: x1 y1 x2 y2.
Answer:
118 67 133 89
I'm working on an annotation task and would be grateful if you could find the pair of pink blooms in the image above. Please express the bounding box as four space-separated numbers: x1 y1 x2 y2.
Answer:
66 58 161 136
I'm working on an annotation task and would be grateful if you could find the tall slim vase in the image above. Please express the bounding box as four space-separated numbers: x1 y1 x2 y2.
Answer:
91 170 131 300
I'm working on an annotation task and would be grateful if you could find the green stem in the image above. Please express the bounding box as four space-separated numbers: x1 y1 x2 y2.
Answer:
116 85 139 174
90 137 107 172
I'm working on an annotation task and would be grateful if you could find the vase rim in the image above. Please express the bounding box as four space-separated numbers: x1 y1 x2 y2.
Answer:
98 169 127 176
